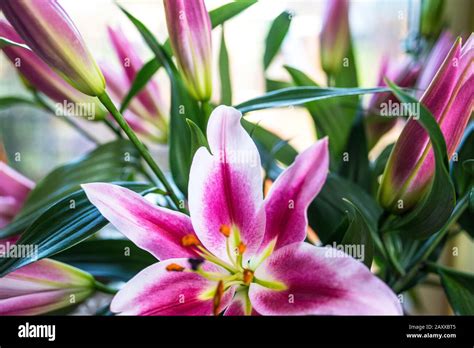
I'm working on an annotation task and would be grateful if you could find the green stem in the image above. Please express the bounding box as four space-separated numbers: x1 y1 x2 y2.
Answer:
34 93 100 144
94 280 118 295
392 193 470 293
98 92 185 213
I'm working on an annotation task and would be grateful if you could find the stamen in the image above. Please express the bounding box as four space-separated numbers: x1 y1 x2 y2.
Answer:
188 258 205 271
238 242 246 255
213 280 224 316
219 224 231 238
243 269 254 285
165 263 185 272
181 234 200 247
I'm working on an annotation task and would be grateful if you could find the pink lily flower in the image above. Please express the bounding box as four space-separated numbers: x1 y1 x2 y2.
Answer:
83 106 402 315
0 245 95 315
0 0 105 96
365 55 421 148
101 65 166 142
107 27 167 125
163 0 212 101
320 0 350 76
0 161 34 228
0 21 107 121
416 31 455 95
379 35 473 213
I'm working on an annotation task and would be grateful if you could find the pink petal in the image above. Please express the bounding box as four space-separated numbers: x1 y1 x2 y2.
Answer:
260 138 329 252
188 106 265 263
0 162 34 204
224 290 259 316
110 259 234 315
249 243 402 315
82 183 200 260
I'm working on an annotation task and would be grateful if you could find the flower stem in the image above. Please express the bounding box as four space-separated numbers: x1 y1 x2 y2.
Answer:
94 280 118 295
98 92 185 213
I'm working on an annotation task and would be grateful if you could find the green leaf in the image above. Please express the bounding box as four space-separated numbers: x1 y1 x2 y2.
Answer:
333 39 358 88
0 96 37 109
265 79 292 92
263 11 292 70
284 65 358 168
338 109 371 193
209 0 257 27
0 182 152 277
451 122 474 196
371 143 394 194
0 140 142 239
433 264 474 315
119 58 161 113
308 173 382 245
53 239 156 282
339 199 374 267
187 118 210 158
119 0 257 114
235 86 388 115
219 27 232 105
383 81 456 239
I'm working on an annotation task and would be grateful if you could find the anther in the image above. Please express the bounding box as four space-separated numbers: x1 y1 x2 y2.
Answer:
181 234 200 247
243 269 254 285
219 224 231 238
213 280 224 316
166 263 185 272
238 242 246 255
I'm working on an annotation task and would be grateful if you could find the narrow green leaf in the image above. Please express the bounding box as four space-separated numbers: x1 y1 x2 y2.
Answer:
53 239 156 282
0 182 152 277
0 96 37 109
263 11 292 70
210 0 257 27
433 264 474 315
265 78 292 92
340 199 374 267
0 140 142 239
235 86 388 114
187 118 210 158
119 58 160 113
219 27 232 105
383 81 456 239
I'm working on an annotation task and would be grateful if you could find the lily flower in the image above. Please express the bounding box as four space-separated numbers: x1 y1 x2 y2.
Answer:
0 0 106 96
416 31 455 95
379 35 473 213
0 21 107 121
0 249 95 315
0 161 34 229
83 106 402 315
320 0 350 77
365 56 421 148
163 0 212 101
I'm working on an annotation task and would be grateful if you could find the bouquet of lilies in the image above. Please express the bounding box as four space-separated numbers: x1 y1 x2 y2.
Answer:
0 0 472 316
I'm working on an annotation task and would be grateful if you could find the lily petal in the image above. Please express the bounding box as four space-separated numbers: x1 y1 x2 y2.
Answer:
188 106 265 263
110 259 234 315
0 161 34 204
260 138 329 252
249 242 402 315
82 183 199 260
224 290 259 316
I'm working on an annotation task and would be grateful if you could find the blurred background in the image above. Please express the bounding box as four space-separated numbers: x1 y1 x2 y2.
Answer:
1 0 473 314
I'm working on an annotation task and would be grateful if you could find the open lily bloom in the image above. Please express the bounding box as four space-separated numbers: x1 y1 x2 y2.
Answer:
83 106 402 316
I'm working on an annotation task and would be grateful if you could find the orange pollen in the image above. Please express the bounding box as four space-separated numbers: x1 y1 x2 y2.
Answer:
165 263 185 272
181 234 200 247
243 269 254 285
238 242 247 255
213 280 225 316
219 224 231 238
